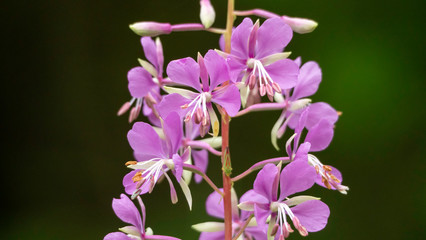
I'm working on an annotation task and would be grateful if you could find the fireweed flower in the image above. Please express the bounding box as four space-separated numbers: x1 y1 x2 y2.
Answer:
286 108 349 194
239 162 330 240
123 112 193 209
157 50 241 137
104 194 180 240
219 17 298 105
192 188 267 240
270 58 339 149
118 37 166 123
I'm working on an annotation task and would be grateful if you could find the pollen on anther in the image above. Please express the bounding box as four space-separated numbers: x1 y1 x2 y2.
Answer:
125 161 138 166
132 171 143 182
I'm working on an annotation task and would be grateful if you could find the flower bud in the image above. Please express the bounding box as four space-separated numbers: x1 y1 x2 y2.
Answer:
129 22 172 37
281 16 318 34
199 0 215 28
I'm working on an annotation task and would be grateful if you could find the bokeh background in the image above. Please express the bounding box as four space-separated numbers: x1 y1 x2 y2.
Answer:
2 0 425 239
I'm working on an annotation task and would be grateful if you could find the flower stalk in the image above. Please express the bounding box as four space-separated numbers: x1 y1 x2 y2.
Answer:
222 0 235 239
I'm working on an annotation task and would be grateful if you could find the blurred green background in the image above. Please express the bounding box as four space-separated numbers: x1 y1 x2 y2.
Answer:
2 0 425 239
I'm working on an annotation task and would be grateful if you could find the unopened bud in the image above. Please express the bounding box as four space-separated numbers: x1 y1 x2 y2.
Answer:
200 0 215 28
129 22 172 37
281 16 318 34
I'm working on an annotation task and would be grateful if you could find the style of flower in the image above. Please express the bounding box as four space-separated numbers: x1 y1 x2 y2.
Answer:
239 162 330 240
123 112 193 209
222 17 299 105
104 194 180 240
192 188 267 240
157 50 241 137
118 37 166 123
287 108 349 194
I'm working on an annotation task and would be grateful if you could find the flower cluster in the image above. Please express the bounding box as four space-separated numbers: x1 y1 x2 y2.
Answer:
105 1 348 240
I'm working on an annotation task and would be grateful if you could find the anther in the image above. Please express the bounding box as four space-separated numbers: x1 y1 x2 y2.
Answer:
125 161 138 166
132 171 143 183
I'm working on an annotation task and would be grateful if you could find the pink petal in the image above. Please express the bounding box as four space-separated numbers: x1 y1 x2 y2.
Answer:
192 149 208 183
204 50 231 91
264 59 298 90
294 142 311 162
291 200 330 232
254 163 279 201
291 61 322 100
304 102 339 129
199 231 225 240
157 93 191 119
141 37 158 70
205 189 225 219
294 56 302 67
239 189 269 220
231 18 253 58
145 235 181 240
172 154 183 182
166 57 201 92
104 232 134 240
279 161 316 200
128 67 157 98
256 18 293 59
163 112 183 156
112 194 143 231
305 119 334 152
127 122 166 158
211 84 241 117
245 226 268 240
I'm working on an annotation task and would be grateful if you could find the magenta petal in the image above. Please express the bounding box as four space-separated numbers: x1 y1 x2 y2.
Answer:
264 59 298 90
291 200 330 232
305 119 334 152
127 122 166 158
199 231 225 240
279 161 316 200
204 50 230 91
172 154 183 182
167 57 201 92
145 235 181 240
256 18 293 59
192 149 208 183
231 18 253 58
254 163 279 201
128 67 157 98
254 205 271 227
206 189 225 219
294 142 311 162
211 85 241 117
294 108 309 151
141 37 158 70
304 102 339 129
294 56 302 67
240 190 269 220
245 226 268 240
291 61 322 100
157 93 191 119
112 194 143 231
163 112 183 156
227 56 247 82
104 232 134 240
123 170 137 195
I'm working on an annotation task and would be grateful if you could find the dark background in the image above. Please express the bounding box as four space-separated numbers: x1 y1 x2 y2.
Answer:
2 0 425 239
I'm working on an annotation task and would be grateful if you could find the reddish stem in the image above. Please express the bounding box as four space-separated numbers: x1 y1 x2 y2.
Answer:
222 1 235 239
